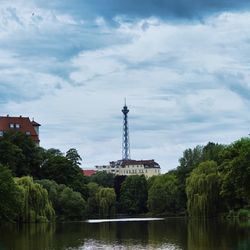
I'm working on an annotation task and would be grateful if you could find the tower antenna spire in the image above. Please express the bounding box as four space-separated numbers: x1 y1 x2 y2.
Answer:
122 99 130 160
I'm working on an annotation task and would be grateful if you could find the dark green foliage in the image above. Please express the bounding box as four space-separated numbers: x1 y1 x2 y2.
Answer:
186 161 221 217
86 182 100 217
37 179 86 221
96 187 116 218
15 176 55 222
0 165 23 222
0 132 42 177
114 175 126 202
220 138 250 210
66 148 82 167
176 142 225 212
43 148 63 157
148 173 179 215
202 142 225 164
40 154 88 199
120 175 148 214
237 209 250 220
90 171 115 188
176 146 204 212
1 130 249 221
40 155 77 184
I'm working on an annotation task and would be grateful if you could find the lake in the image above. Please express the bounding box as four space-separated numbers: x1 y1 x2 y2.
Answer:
0 218 250 250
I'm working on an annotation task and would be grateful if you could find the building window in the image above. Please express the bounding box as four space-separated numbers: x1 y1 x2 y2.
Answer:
0 131 3 136
16 124 20 129
26 131 31 135
9 123 14 128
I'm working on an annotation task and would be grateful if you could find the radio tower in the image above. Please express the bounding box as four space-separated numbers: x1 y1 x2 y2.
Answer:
122 99 130 160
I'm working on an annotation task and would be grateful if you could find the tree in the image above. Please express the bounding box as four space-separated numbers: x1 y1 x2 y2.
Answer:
0 131 42 177
202 142 225 164
148 173 178 215
176 145 204 211
114 175 127 211
86 182 100 217
66 148 82 167
120 175 148 214
37 179 86 221
186 161 221 217
90 171 115 188
58 187 86 220
40 154 88 198
0 164 23 222
176 142 225 212
96 187 116 218
15 176 55 222
40 155 77 184
220 138 250 210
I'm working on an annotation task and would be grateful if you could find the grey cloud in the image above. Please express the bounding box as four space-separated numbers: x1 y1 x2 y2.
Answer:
37 0 250 21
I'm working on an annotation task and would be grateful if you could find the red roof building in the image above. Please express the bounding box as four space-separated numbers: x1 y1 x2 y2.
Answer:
82 169 96 177
0 115 41 145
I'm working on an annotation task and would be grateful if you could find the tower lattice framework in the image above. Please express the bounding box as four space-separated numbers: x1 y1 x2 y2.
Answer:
122 101 130 160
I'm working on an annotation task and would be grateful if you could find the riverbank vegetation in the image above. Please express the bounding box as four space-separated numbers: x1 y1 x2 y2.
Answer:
0 131 249 222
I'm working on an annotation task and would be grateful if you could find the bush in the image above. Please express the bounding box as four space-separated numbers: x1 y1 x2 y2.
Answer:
237 209 250 220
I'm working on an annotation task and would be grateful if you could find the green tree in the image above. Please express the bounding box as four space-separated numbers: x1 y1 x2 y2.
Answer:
202 142 225 164
148 173 178 215
120 175 148 214
0 165 23 222
86 182 100 217
90 171 115 188
0 131 42 177
186 161 221 217
44 148 63 158
176 142 225 213
220 138 250 210
58 187 86 220
66 148 82 167
40 154 88 199
176 145 204 211
96 187 116 218
37 179 86 221
16 176 55 222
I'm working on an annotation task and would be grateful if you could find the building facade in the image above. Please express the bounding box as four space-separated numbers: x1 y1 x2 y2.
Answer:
0 115 40 145
96 159 160 178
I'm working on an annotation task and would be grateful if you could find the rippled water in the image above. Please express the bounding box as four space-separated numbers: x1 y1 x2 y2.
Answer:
0 218 250 250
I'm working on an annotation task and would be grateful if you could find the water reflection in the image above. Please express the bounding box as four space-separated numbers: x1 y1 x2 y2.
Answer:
0 218 250 250
187 219 250 250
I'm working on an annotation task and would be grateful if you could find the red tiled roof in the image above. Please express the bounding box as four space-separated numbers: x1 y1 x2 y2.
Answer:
82 169 96 177
0 116 40 143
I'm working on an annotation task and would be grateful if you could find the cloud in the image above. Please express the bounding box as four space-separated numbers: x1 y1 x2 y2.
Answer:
1 1 250 171
35 0 250 21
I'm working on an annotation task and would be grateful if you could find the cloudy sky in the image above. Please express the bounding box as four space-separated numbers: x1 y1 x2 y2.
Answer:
1 0 250 172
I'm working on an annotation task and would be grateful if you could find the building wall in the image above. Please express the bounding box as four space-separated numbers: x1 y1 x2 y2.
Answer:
117 164 160 178
95 162 160 178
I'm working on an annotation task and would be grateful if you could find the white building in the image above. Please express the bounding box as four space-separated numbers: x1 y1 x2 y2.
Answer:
95 159 160 178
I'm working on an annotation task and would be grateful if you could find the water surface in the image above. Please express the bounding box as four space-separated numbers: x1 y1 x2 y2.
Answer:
0 218 250 250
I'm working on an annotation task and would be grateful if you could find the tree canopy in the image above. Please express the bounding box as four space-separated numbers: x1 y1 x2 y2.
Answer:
120 175 148 214
148 173 179 215
186 161 221 217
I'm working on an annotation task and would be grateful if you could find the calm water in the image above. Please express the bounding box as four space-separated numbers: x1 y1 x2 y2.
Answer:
0 218 250 250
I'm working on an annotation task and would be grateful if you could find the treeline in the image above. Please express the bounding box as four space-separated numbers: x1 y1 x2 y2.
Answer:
149 138 250 218
0 131 250 222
